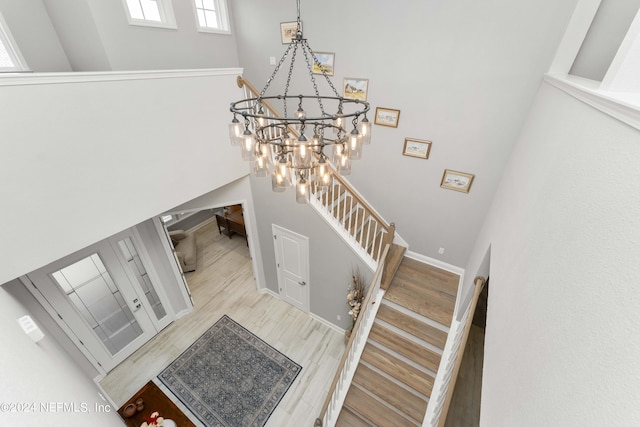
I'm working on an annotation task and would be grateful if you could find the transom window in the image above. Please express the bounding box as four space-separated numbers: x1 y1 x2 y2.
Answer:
123 0 177 29
194 0 230 34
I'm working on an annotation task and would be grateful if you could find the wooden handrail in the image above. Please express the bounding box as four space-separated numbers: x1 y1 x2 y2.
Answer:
315 243 391 426
236 76 285 130
329 171 389 230
437 276 486 427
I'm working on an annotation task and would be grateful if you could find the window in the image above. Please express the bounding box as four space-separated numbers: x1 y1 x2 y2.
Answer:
0 11 28 72
122 0 177 29
193 0 230 34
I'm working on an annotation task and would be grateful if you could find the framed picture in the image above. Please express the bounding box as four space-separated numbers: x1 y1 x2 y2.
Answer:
343 78 369 101
312 52 335 76
440 169 475 193
375 107 401 128
280 21 300 44
402 138 431 159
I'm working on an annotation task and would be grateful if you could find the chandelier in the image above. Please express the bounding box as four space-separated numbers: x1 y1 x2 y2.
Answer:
229 0 371 204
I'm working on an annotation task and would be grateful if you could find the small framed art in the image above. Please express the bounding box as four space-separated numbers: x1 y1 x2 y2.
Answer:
375 107 401 128
312 52 335 76
343 78 369 101
440 169 475 193
403 138 431 159
280 21 300 44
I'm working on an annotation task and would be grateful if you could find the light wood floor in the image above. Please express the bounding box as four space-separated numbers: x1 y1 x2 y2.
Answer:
99 219 345 427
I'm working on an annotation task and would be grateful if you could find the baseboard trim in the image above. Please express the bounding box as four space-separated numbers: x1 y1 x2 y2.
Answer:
405 250 465 276
258 287 280 299
310 312 346 334
174 308 192 320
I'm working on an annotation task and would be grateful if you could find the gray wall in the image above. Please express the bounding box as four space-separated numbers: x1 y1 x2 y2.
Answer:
249 174 371 331
232 0 578 268
41 0 111 71
570 0 640 81
465 81 640 426
37 0 240 71
0 0 71 71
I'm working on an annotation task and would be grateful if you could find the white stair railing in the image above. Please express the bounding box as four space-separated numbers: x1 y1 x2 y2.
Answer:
236 76 395 271
315 244 390 427
423 277 485 427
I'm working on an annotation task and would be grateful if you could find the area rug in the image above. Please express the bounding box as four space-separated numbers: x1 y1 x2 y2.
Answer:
158 315 301 427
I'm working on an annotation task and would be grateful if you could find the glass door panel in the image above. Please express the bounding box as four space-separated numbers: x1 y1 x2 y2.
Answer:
117 237 167 322
50 253 144 356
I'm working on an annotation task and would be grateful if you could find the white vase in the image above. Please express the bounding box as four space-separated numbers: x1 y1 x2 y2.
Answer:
162 420 177 427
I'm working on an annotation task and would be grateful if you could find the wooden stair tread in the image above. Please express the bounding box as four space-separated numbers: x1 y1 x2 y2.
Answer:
397 258 459 297
369 323 441 372
352 364 427 424
336 407 372 427
381 244 406 290
360 343 434 397
343 385 417 427
384 273 456 326
377 303 447 349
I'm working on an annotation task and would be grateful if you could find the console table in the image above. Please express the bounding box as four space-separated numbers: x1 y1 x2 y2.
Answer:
117 381 195 427
216 206 246 239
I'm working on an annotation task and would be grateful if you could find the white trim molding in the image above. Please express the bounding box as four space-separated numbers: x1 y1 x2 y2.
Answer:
310 313 346 335
0 68 243 87
545 74 640 131
405 250 465 276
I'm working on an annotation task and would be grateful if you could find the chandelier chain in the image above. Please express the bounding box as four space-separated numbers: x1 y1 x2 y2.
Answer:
304 40 342 100
258 42 295 100
301 43 327 117
282 43 299 119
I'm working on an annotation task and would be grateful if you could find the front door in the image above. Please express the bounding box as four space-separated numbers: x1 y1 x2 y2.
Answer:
273 225 309 312
27 240 158 373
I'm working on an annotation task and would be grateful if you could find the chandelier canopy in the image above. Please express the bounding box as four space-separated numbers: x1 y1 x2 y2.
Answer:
229 0 371 204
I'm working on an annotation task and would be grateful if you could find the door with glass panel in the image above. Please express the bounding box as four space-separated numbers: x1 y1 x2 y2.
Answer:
27 240 161 372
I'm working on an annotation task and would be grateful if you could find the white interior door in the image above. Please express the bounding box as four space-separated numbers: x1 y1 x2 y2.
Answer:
27 241 158 372
273 225 309 312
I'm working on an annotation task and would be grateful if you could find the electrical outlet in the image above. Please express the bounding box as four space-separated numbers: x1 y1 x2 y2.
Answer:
336 315 341 321
438 247 445 254
269 56 276 65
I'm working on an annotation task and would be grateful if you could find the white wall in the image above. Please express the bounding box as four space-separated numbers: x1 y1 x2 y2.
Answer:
0 286 124 426
41 0 111 71
0 69 247 285
569 0 640 81
38 0 239 71
232 0 579 268
0 0 71 71
464 82 640 426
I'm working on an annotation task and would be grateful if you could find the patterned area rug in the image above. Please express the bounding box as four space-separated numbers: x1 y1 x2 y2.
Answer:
159 315 301 427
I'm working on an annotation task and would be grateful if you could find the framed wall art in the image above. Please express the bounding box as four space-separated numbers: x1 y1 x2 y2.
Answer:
280 21 300 44
312 52 335 76
375 107 401 128
440 169 475 193
343 78 368 101
402 138 431 159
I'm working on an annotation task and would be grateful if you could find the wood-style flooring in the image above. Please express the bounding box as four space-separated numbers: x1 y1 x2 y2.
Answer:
337 254 460 426
99 218 345 427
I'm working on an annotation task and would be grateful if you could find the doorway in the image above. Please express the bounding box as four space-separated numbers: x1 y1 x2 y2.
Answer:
25 230 171 373
272 225 310 313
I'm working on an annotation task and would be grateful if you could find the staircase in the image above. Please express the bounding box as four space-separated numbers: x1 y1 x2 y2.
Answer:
235 77 471 427
336 255 459 426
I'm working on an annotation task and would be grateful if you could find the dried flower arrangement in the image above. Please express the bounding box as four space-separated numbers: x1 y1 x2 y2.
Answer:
346 268 367 326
